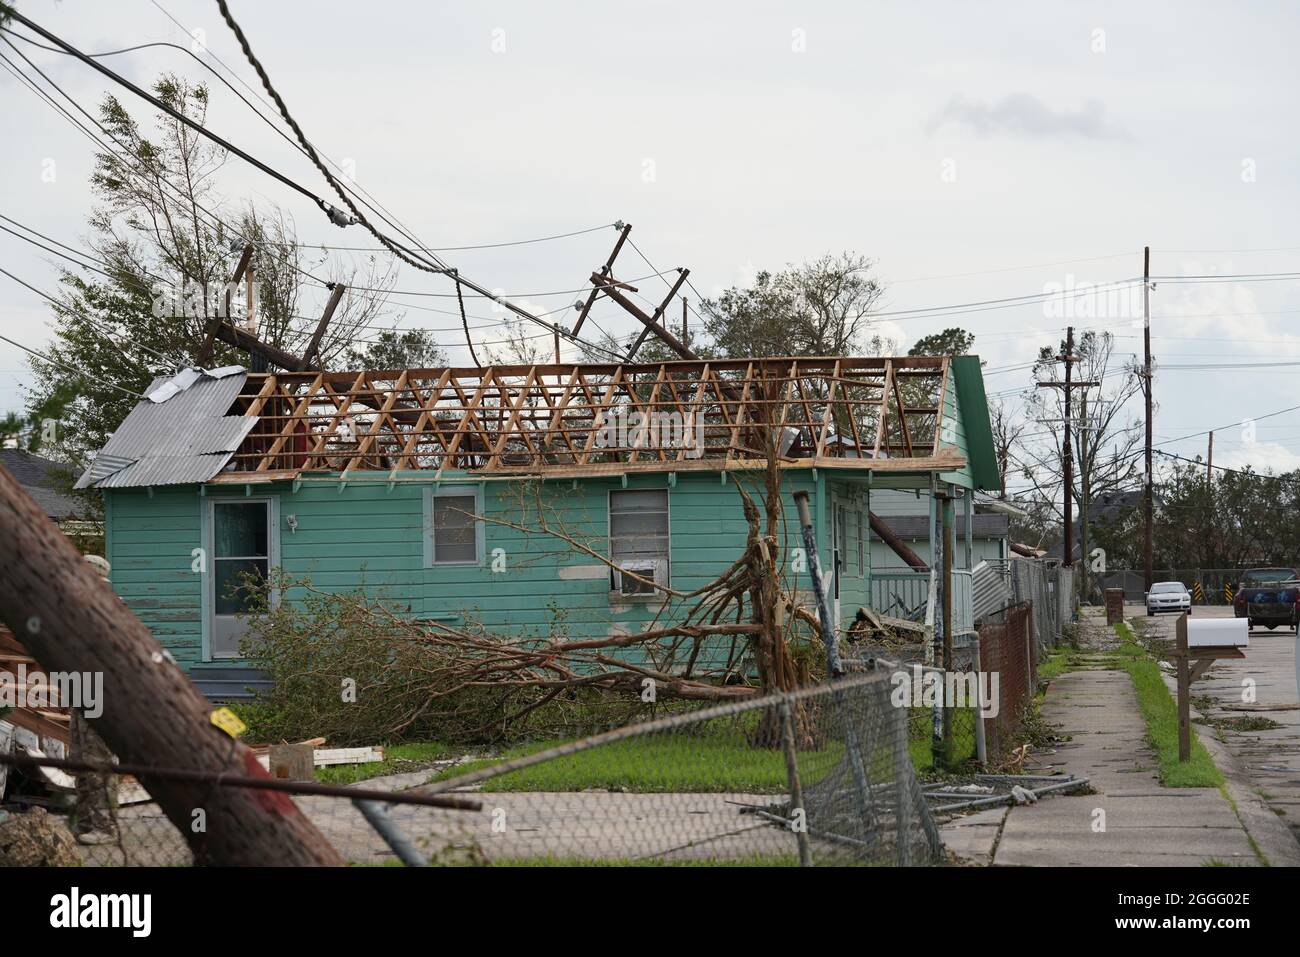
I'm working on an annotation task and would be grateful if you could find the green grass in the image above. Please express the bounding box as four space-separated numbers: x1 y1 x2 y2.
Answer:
1036 649 1091 685
314 742 457 785
1111 622 1224 789
427 731 804 793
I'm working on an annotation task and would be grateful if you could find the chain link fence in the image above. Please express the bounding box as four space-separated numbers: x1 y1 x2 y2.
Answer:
976 602 1034 760
1009 559 1074 651
2 673 941 867
0 750 484 867
1093 568 1251 604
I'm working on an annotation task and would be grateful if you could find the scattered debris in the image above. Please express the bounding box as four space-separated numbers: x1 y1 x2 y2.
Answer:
0 807 80 866
1222 703 1299 712
1009 784 1039 805
313 746 385 767
926 773 1091 815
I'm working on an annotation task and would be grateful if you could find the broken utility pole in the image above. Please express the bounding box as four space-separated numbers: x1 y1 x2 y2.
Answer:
196 243 255 367
578 245 930 572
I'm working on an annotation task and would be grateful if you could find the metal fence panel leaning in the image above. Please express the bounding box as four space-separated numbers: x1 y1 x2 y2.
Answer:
1 674 940 867
419 672 942 866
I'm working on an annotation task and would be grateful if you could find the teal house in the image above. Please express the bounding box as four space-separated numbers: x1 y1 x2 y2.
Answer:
78 356 1000 695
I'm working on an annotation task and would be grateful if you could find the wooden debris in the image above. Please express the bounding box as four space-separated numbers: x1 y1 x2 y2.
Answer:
1221 703 1300 712
313 746 384 767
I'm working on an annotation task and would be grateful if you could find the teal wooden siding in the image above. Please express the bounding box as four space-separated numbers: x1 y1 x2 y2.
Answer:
938 374 974 490
105 470 846 673
104 486 204 669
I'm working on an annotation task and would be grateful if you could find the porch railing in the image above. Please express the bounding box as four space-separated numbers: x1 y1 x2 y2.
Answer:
869 568 974 635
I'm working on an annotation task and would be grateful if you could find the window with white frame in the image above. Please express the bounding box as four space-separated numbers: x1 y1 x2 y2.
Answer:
609 489 670 595
425 487 483 565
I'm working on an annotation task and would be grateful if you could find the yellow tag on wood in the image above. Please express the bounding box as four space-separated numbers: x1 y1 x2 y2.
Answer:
210 707 247 738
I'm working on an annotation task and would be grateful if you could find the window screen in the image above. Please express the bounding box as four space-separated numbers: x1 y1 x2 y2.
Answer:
610 489 669 589
432 494 478 564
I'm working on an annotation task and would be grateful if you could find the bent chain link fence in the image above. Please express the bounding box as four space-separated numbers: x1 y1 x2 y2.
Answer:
1 673 941 867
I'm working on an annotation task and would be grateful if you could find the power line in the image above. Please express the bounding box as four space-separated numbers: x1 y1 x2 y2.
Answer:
0 42 624 361
888 251 1136 285
5 26 625 259
2 11 340 216
4 23 506 260
253 222 621 254
146 0 440 259
0 327 146 401
210 0 625 363
866 278 1143 321
0 265 190 370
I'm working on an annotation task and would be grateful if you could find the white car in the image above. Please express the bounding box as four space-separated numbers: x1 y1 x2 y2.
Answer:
1146 581 1192 616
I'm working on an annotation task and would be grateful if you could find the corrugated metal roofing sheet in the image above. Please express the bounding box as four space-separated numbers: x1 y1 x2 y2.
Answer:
92 453 239 489
971 559 1013 622
76 369 250 490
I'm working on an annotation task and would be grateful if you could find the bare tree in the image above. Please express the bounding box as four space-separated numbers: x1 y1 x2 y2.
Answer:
990 398 1028 500
1013 330 1143 597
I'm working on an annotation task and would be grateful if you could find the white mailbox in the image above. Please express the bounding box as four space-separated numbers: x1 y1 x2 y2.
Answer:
1186 617 1249 648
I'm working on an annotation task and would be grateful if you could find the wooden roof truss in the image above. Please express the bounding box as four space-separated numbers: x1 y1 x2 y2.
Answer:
216 357 962 481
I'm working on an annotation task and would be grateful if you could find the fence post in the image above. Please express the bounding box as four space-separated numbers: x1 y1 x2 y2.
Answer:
352 798 427 867
971 634 988 768
777 699 813 867
792 491 840 676
893 682 914 866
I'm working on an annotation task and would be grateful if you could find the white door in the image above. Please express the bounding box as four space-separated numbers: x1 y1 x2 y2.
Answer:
208 498 275 659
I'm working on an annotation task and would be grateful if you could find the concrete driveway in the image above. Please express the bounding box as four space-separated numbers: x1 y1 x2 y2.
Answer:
1132 602 1300 858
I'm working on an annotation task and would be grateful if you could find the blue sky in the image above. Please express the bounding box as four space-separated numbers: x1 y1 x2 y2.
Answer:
2 0 1299 485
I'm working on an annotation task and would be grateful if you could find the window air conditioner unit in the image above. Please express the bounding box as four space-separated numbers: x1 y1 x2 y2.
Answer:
616 559 668 596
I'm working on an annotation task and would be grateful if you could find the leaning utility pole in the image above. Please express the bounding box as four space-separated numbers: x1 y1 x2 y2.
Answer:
0 466 343 866
1143 245 1154 590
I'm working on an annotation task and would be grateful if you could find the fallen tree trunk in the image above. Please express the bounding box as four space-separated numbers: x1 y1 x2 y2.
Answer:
0 464 343 866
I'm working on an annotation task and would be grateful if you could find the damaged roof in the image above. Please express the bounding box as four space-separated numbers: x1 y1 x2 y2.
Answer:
75 367 255 490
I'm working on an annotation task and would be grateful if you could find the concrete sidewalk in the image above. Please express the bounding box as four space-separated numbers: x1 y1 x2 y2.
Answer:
1134 603 1300 866
951 609 1263 867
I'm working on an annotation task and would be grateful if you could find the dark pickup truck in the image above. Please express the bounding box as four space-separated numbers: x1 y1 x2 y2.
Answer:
1234 567 1300 631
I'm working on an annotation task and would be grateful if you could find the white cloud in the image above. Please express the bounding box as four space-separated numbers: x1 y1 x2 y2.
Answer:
1216 442 1300 476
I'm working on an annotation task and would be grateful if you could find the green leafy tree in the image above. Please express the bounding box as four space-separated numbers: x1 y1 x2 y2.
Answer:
26 74 397 467
698 253 888 358
344 328 446 370
909 327 974 356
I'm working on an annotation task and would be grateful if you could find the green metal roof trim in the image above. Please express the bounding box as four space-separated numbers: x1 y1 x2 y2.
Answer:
949 355 1000 491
